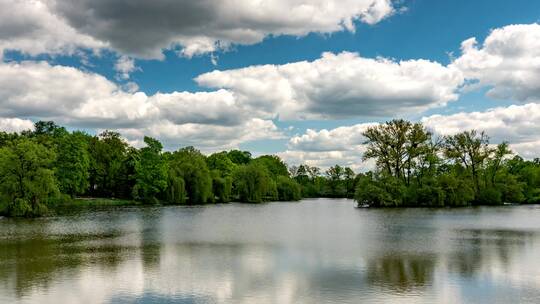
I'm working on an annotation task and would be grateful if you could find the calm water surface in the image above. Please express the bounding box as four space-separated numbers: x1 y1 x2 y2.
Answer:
1 198 540 303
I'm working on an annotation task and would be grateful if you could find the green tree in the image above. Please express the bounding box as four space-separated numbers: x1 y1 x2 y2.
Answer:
252 155 289 178
233 163 277 203
276 176 301 201
88 131 128 197
167 147 213 204
133 137 168 203
54 132 91 197
227 150 252 165
325 165 345 197
343 167 356 198
0 138 58 217
207 151 237 176
443 130 491 195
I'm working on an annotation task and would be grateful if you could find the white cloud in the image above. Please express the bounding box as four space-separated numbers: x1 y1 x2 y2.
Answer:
0 0 396 59
0 0 106 58
452 23 540 103
0 117 34 133
283 102 540 170
118 118 282 152
280 123 377 171
422 103 540 158
0 60 281 150
197 52 464 120
114 56 139 80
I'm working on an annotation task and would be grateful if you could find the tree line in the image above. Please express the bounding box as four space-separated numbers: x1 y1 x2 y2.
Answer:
1 120 539 217
355 119 540 207
0 121 357 217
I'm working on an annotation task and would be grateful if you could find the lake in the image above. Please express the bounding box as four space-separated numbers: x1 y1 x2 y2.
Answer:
1 198 540 303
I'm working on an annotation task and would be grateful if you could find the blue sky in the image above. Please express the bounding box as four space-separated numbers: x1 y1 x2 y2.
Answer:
1 0 540 169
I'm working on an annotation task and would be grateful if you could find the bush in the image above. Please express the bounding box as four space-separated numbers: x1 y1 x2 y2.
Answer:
276 176 301 201
476 187 503 205
8 199 33 217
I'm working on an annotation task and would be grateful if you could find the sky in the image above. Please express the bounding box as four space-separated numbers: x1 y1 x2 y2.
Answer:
1 0 540 171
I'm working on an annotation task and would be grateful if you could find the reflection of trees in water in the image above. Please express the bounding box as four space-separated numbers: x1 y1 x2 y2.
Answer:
447 228 537 277
364 228 540 292
366 254 436 292
0 229 130 297
140 208 163 269
2 210 540 303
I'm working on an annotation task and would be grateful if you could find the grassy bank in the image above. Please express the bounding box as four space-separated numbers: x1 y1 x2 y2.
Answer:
60 197 143 207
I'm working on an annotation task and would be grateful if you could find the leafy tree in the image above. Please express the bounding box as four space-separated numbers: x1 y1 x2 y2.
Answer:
363 120 432 184
0 138 58 216
165 166 187 205
133 137 168 203
167 147 213 204
252 155 289 178
325 165 345 197
227 150 252 165
344 167 356 198
232 163 277 203
276 176 301 201
211 170 233 203
443 130 491 195
207 151 237 176
54 132 91 197
88 131 128 197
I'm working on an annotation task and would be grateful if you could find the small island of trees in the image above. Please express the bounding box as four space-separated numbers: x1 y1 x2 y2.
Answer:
1 120 539 217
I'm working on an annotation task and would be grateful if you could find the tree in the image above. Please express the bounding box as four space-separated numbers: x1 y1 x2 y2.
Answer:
0 138 58 216
443 130 491 195
167 147 213 204
276 176 301 201
133 137 168 203
344 167 356 198
232 163 277 203
326 165 345 197
54 132 91 197
252 155 289 178
88 131 128 197
211 170 233 203
207 151 237 176
363 120 431 184
227 150 252 165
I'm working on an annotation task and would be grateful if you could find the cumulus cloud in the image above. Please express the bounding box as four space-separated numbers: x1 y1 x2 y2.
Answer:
453 23 540 103
197 52 464 119
283 102 540 170
0 117 34 133
0 0 106 58
119 118 282 151
280 123 377 171
0 0 396 59
422 103 540 158
0 60 281 150
114 56 139 80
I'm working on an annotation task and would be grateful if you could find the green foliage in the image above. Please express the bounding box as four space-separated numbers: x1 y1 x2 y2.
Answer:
133 137 168 203
354 173 396 207
54 132 91 196
167 147 213 204
436 173 474 207
2 119 539 216
232 163 277 203
207 152 237 176
211 170 233 203
165 170 187 205
0 138 59 217
252 155 289 178
356 120 538 208
276 176 301 201
88 131 129 197
227 150 252 165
